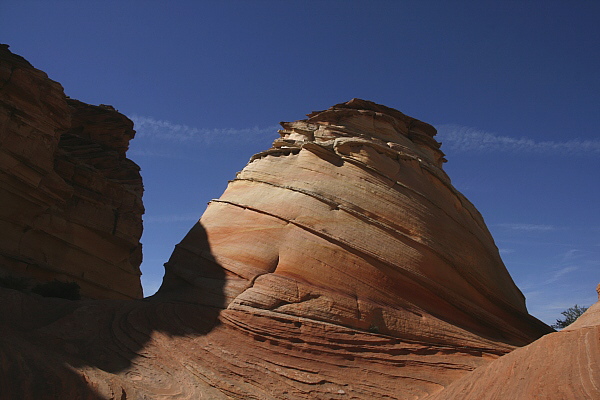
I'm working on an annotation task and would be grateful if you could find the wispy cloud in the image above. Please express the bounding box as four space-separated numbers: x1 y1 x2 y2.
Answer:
437 124 600 155
499 248 515 255
144 213 199 223
130 115 278 145
496 223 556 232
518 264 581 292
542 265 579 285
512 246 599 324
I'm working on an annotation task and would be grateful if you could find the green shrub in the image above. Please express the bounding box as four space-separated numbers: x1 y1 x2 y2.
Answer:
551 304 588 330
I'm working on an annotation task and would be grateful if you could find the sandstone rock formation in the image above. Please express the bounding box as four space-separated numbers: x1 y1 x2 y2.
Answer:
159 98 550 350
1 45 575 399
425 285 600 400
0 44 144 299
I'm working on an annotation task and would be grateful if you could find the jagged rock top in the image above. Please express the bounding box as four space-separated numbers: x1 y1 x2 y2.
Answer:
66 98 136 158
270 98 447 173
0 43 35 69
307 98 437 138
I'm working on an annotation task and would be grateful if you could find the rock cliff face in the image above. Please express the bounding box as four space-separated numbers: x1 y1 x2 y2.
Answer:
1 46 576 400
0 44 143 299
159 98 549 349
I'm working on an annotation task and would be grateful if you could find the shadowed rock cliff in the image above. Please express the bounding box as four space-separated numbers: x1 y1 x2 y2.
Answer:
0 44 143 299
0 46 575 400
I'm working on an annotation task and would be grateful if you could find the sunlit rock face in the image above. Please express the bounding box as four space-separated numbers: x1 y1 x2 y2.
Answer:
426 285 600 400
160 98 550 349
0 44 144 299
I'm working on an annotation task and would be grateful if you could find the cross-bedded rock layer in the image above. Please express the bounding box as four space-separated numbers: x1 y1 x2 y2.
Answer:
0 44 143 299
425 285 600 399
159 98 550 349
1 46 570 399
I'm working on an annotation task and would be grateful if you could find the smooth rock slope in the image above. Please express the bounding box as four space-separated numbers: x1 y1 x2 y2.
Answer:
425 285 600 399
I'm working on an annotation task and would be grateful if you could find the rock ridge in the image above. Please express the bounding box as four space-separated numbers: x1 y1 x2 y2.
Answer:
0 44 144 299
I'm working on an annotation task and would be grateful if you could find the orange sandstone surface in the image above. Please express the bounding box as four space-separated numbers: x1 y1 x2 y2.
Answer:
3 45 595 400
425 286 600 400
159 98 549 351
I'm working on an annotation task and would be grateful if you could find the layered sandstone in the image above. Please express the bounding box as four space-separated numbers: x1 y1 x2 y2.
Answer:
0 44 143 299
1 46 568 399
425 285 600 400
159 98 550 349
140 98 551 397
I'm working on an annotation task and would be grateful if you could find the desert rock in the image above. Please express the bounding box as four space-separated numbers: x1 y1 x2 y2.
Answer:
0 46 565 399
0 44 144 299
424 285 600 399
159 98 550 349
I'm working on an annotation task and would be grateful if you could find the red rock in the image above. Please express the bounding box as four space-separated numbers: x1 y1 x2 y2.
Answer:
424 285 600 400
0 44 143 299
160 98 550 350
0 46 564 399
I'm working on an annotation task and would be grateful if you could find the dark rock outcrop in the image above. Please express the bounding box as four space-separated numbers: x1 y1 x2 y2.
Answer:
0 44 143 299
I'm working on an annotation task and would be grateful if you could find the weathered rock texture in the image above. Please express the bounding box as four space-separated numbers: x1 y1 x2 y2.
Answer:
425 285 600 400
148 98 552 397
0 46 573 400
0 44 143 299
160 98 550 349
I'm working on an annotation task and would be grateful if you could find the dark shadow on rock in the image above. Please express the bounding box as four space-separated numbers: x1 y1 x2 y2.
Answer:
0 222 225 399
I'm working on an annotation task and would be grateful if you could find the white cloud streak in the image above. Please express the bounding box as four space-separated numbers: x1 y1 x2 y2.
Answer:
437 124 600 155
128 149 192 159
512 245 599 324
498 248 515 255
496 223 556 232
130 115 278 145
542 265 579 285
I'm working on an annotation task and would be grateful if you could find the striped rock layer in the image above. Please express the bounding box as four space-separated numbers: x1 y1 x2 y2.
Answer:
160 98 550 348
134 98 552 397
0 44 143 299
426 286 600 400
0 47 559 399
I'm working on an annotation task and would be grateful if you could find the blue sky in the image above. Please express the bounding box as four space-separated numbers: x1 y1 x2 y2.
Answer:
2 1 598 325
